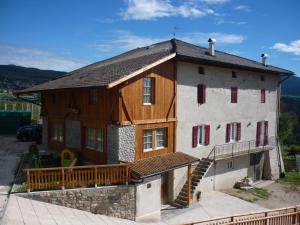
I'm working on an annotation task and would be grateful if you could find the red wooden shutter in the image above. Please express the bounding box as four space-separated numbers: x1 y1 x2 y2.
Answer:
226 123 231 143
231 87 237 103
192 126 198 148
261 89 266 103
198 84 206 104
204 125 210 146
264 121 268 145
256 122 261 147
237 123 241 141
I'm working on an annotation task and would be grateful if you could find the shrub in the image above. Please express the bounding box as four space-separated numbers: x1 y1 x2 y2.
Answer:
288 145 300 156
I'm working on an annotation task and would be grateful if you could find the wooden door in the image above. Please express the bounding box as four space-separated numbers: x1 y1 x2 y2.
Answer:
161 173 169 204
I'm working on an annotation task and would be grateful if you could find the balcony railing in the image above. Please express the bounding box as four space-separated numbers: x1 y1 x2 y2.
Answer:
208 136 277 160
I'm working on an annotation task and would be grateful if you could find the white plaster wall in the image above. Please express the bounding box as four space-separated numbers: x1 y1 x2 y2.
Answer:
135 175 161 223
174 61 281 198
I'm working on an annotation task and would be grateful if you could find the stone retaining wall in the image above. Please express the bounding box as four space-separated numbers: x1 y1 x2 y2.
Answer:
18 185 136 220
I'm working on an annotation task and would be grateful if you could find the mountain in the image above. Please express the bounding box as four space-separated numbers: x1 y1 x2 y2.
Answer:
0 65 66 91
282 76 300 96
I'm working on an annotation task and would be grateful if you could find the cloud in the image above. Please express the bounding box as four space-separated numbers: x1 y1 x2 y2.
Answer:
234 5 251 12
216 19 247 25
94 31 246 54
200 0 230 4
121 0 215 20
0 44 87 71
272 40 300 55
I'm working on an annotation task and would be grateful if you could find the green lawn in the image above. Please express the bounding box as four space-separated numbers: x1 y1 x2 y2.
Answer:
277 172 300 186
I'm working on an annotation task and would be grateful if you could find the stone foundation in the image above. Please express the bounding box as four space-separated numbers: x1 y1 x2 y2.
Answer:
18 185 136 220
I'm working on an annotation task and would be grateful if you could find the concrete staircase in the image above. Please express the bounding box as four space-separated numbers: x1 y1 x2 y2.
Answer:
173 158 213 208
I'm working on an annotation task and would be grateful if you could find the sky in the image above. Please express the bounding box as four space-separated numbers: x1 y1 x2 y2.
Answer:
0 0 299 76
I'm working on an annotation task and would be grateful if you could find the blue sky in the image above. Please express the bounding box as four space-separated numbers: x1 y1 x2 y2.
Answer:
0 0 299 76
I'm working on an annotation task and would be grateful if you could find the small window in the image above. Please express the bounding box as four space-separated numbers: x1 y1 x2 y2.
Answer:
143 78 154 104
51 123 63 142
261 89 266 103
232 71 237 78
143 129 153 151
227 160 234 169
231 87 238 103
197 84 206 104
89 89 98 105
198 67 205 75
261 75 265 81
198 125 205 145
156 128 167 148
85 128 104 152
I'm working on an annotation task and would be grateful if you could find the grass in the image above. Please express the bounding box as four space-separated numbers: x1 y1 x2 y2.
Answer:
277 172 300 186
229 187 270 203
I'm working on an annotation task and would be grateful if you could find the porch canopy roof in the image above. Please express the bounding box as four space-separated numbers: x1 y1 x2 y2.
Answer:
129 152 199 179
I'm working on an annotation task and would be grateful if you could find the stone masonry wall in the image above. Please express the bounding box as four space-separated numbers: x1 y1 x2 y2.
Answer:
18 185 136 220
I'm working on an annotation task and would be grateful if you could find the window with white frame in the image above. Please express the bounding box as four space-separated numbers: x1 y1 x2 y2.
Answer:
156 128 166 148
85 128 104 152
143 77 153 104
143 129 153 151
230 122 238 142
51 123 63 142
198 125 205 145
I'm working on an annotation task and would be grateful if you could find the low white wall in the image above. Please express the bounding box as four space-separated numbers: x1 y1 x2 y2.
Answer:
135 175 161 223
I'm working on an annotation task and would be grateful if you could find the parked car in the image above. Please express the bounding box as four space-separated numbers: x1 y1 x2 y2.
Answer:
16 124 42 143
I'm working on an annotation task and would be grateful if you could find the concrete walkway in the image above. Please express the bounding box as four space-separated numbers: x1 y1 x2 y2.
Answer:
1 195 166 225
0 136 33 218
161 191 267 224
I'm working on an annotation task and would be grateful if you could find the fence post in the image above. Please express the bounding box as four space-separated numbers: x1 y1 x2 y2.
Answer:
26 170 30 193
231 144 234 157
95 167 98 187
61 168 65 190
264 212 268 225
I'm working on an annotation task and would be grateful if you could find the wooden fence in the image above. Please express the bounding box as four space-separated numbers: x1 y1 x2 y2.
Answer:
25 164 130 192
177 205 300 225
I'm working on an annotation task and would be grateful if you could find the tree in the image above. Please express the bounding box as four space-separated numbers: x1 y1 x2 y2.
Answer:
279 112 298 144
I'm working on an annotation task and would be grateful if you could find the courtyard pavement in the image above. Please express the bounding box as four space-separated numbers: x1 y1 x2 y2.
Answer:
161 191 267 224
0 135 33 218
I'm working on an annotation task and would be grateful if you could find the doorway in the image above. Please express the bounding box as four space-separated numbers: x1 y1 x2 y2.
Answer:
249 152 264 182
161 172 169 204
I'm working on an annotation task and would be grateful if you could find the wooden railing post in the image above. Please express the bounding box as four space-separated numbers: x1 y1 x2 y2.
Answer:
61 168 65 190
26 170 30 193
94 167 98 187
187 164 192 206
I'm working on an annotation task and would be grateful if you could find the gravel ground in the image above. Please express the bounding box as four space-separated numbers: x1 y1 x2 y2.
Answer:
224 182 300 209
0 135 33 218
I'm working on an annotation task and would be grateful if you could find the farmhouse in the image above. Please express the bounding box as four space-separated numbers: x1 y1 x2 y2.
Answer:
16 38 294 221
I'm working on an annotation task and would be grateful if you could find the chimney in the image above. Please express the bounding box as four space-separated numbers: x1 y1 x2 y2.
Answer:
261 53 268 66
208 38 216 56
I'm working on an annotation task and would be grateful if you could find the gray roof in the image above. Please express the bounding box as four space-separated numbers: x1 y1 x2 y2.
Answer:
16 39 294 94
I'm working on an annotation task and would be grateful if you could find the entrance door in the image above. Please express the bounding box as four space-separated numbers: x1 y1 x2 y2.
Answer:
250 153 264 182
161 173 169 204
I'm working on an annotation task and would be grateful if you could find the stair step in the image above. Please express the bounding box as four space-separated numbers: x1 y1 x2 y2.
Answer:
174 198 188 206
201 158 213 162
172 202 188 209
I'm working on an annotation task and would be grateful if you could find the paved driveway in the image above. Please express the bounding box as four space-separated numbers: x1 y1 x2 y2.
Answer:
0 135 33 218
162 191 267 224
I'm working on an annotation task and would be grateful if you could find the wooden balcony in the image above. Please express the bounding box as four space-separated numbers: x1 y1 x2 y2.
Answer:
25 164 130 192
208 136 277 161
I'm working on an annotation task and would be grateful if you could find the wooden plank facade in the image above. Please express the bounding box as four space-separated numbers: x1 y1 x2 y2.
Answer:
42 59 176 164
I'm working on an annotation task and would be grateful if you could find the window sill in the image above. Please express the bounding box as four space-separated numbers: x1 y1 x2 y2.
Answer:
143 103 153 106
85 147 104 153
143 148 153 152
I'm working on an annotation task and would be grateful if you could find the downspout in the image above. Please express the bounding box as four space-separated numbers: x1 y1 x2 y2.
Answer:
276 75 292 175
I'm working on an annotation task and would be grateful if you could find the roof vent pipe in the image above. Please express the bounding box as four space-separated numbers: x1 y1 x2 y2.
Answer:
261 53 268 66
208 38 216 56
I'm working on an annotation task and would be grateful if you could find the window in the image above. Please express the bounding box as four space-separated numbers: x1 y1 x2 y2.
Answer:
192 124 210 147
261 75 265 81
143 77 154 104
85 128 104 152
232 71 237 78
143 128 168 151
231 87 238 103
156 128 167 148
226 122 241 143
143 129 153 151
256 121 268 146
227 160 234 169
261 89 266 103
198 66 205 75
51 123 63 142
89 89 98 105
197 84 206 104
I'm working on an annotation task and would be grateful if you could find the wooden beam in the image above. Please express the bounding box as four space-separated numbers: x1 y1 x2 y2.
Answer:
120 118 176 126
187 164 192 206
107 53 176 88
119 91 133 124
166 94 176 119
